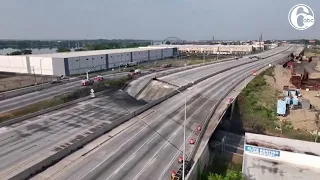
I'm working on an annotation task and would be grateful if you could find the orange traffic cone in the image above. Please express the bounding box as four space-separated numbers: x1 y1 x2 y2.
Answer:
178 156 183 163
252 70 257 76
190 138 195 144
197 125 201 131
171 170 176 179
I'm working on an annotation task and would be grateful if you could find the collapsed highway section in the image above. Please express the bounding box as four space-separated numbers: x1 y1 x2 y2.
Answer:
30 46 301 180
0 45 298 180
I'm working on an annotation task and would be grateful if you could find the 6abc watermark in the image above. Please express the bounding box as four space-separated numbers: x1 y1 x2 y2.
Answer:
288 4 315 30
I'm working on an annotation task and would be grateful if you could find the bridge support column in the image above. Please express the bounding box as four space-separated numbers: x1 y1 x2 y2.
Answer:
229 98 236 121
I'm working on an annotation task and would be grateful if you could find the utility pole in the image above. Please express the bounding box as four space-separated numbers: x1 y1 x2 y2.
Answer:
32 66 37 87
40 58 44 85
216 47 220 61
203 53 205 63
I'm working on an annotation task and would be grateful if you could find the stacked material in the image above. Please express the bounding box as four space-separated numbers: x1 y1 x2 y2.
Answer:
301 99 311 110
277 99 287 116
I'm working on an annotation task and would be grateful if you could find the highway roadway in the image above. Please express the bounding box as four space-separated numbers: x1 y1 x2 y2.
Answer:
127 45 293 97
0 72 129 113
30 46 299 180
0 90 145 179
0 45 300 179
158 45 292 87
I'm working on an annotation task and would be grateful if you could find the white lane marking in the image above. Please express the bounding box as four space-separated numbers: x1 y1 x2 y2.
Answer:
157 61 277 180
103 75 231 180
77 92 196 179
77 68 232 180
131 89 222 180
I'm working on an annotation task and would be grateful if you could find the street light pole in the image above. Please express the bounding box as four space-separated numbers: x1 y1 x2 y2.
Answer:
183 89 186 180
168 87 187 180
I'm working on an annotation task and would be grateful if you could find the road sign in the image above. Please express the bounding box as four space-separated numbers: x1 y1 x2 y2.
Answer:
244 145 280 157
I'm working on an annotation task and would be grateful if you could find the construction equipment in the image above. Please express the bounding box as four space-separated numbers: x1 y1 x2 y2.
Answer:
81 70 94 86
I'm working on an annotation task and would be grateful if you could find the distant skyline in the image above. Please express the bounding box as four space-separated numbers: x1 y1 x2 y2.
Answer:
0 0 318 40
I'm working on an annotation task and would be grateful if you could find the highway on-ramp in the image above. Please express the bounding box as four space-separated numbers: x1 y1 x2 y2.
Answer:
30 45 300 180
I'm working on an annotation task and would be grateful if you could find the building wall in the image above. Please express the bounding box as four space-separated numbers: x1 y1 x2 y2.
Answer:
132 50 149 63
29 56 54 75
0 56 29 74
67 55 107 75
52 58 66 76
163 48 173 58
108 52 131 68
0 47 177 75
149 49 162 61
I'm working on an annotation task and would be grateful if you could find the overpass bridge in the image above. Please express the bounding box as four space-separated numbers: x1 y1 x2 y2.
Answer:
1 45 303 180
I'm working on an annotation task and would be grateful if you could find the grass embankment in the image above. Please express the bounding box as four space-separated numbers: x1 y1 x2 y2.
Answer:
200 156 244 180
0 76 132 123
238 68 314 141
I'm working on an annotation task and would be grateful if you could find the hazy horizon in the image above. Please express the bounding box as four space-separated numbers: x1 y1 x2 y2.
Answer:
0 0 318 40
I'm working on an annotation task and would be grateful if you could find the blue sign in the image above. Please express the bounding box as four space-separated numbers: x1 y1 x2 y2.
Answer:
244 145 280 157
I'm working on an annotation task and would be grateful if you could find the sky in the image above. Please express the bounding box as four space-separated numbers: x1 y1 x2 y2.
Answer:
0 0 318 41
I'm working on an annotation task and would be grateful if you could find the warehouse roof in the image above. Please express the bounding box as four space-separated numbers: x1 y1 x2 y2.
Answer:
28 47 172 58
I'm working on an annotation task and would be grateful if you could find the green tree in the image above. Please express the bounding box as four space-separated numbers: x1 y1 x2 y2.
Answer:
9 51 22 55
75 48 85 51
56 48 71 52
21 49 32 54
208 170 244 180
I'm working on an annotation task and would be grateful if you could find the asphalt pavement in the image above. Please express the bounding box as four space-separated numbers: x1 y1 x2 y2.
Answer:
158 45 291 87
0 45 303 180
32 46 299 180
0 73 128 113
0 90 145 179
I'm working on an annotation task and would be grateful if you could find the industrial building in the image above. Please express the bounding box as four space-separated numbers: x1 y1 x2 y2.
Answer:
149 44 254 55
0 47 178 76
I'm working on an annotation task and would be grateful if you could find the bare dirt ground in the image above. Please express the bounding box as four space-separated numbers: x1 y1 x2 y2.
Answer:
264 65 319 133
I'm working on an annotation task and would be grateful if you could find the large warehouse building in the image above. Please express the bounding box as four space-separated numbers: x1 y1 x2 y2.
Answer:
0 47 178 76
149 44 256 54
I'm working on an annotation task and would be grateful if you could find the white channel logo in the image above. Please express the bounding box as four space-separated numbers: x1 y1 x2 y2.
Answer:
288 4 315 30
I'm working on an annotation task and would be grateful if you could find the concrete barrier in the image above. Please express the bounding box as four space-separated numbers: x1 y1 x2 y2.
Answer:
0 90 108 128
185 47 296 180
5 81 185 179
4 48 297 180
0 80 73 100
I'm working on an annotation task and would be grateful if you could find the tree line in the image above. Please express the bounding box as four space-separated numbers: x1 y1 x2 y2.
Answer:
0 39 151 50
56 42 150 52
1 40 151 55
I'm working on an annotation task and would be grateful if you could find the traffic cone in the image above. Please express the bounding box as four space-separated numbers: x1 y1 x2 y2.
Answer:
197 125 201 131
229 97 233 104
171 170 176 179
178 156 183 163
190 138 195 144
252 70 257 76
